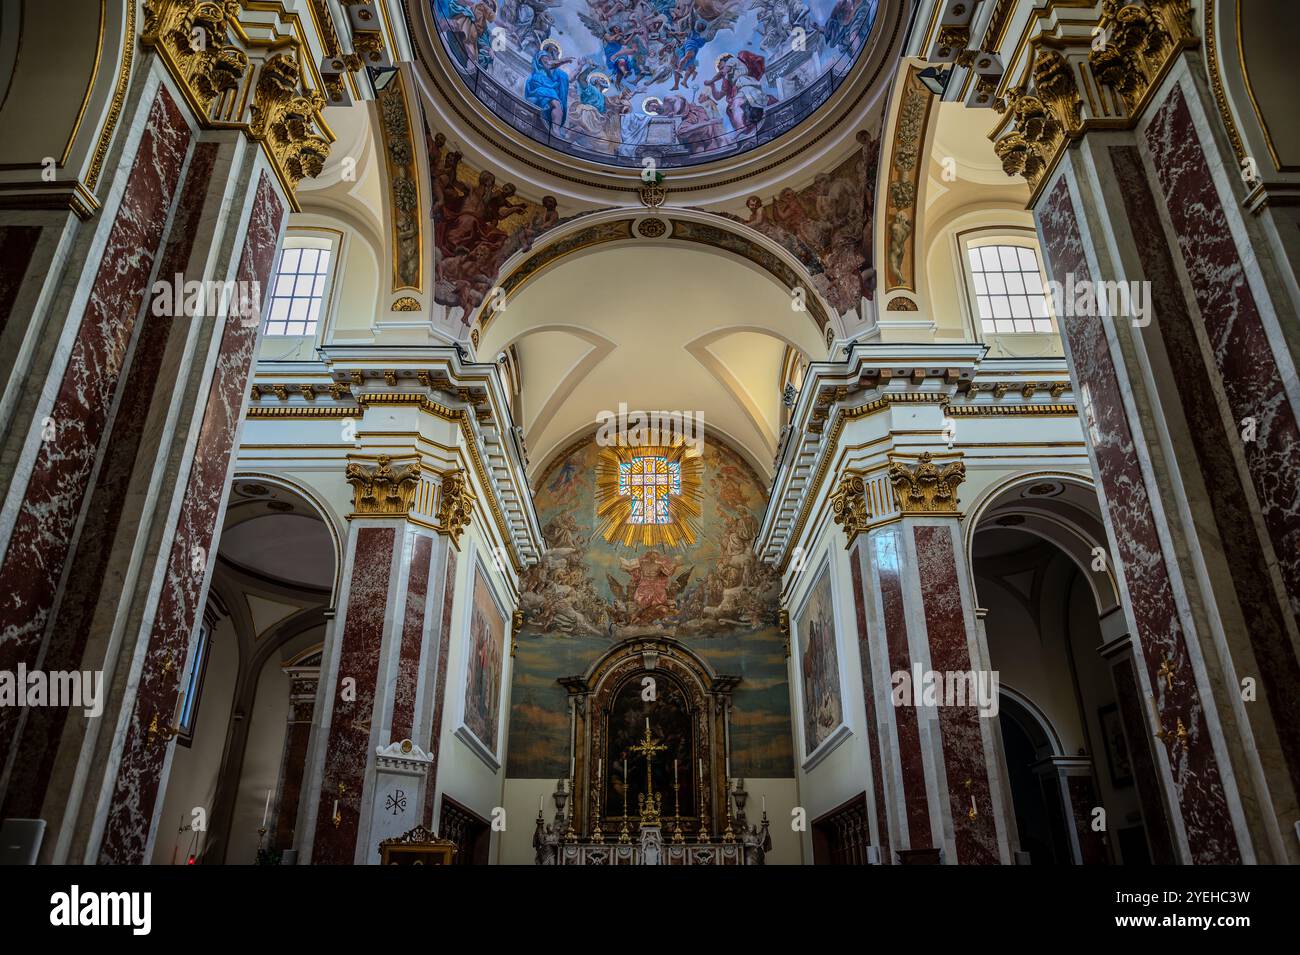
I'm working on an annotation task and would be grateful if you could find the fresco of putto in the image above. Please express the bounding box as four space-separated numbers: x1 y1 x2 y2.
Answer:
433 0 880 168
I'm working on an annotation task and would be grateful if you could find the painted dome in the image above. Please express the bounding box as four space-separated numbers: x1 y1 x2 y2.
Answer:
431 0 881 169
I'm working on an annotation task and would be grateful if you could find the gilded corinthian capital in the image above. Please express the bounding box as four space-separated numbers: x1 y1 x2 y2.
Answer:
829 472 871 546
434 470 474 547
345 455 420 516
888 452 966 515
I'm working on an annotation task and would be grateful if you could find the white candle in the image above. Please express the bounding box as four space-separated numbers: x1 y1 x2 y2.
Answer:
262 789 271 828
645 717 650 732
762 795 766 812
539 793 544 813
674 759 678 785
332 798 338 817
597 758 602 777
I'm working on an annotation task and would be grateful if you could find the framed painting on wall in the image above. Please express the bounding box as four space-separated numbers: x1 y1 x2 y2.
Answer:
455 553 509 769
792 555 849 769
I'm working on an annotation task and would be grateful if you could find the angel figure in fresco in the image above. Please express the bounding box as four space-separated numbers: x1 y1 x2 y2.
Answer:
608 550 692 627
543 453 584 507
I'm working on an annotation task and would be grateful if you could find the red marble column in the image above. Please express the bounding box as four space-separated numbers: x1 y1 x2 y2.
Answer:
97 171 285 864
0 87 191 765
311 525 396 864
1038 172 1242 864
868 527 932 853
0 140 222 823
912 522 1001 865
848 539 892 864
423 547 458 828
390 533 433 741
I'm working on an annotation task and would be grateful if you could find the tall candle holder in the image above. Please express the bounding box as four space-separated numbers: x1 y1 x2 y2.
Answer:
671 777 685 844
696 774 711 843
618 787 632 845
722 778 736 844
591 777 605 844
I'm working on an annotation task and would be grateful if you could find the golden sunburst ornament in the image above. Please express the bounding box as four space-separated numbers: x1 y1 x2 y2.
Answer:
593 442 703 548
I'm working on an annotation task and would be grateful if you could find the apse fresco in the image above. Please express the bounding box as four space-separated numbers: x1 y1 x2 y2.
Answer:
507 435 794 778
432 0 881 168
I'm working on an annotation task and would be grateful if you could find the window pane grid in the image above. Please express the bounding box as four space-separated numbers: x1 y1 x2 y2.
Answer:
264 246 331 337
969 244 1054 337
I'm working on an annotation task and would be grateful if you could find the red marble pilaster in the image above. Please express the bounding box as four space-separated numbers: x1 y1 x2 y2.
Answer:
849 541 891 864
274 667 319 852
871 528 931 849
1038 173 1241 863
312 525 395 864
0 89 191 768
1146 88 1300 639
98 172 285 864
390 533 432 741
1 142 221 822
1110 140 1300 804
423 547 458 828
913 523 999 864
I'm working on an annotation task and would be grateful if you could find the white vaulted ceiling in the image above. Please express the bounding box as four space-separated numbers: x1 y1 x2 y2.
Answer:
476 241 828 478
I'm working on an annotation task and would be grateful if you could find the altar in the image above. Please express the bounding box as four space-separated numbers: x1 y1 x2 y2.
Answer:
532 638 772 866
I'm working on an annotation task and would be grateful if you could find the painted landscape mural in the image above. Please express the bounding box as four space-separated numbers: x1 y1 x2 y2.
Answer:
433 0 880 168
508 434 794 778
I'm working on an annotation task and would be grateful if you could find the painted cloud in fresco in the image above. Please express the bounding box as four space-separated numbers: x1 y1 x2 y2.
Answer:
506 435 794 778
432 0 879 168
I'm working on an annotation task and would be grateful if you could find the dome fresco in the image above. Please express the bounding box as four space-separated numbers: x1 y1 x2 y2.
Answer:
432 0 881 168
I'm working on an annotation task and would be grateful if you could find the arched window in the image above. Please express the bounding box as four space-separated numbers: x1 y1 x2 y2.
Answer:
263 233 338 337
964 241 1054 337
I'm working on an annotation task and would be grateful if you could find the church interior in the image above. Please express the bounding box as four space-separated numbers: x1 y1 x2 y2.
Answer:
0 0 1298 876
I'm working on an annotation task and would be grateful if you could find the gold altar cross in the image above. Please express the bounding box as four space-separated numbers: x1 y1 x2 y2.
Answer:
630 721 668 821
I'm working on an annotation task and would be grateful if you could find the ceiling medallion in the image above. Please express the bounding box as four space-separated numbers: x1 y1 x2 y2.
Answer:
593 442 703 548
429 0 882 169
636 217 668 238
237 483 270 497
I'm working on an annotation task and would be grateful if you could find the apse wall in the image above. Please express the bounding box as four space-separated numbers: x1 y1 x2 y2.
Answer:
499 431 800 862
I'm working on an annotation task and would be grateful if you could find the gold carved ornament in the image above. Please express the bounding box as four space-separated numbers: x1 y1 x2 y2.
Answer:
992 0 1196 201
829 472 871 547
887 452 966 515
142 1 332 205
434 470 474 547
346 455 420 517
249 53 332 191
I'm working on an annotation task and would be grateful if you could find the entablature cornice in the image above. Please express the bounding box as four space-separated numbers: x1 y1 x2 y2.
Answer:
245 345 541 571
757 343 1077 571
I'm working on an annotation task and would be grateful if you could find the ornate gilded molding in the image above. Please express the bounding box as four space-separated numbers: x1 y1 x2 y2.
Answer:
346 455 421 516
829 472 871 547
884 68 933 293
141 0 332 210
992 0 1197 203
377 74 423 293
434 469 474 547
888 452 967 515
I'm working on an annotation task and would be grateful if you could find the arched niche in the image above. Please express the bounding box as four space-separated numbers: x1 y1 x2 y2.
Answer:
560 638 741 839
